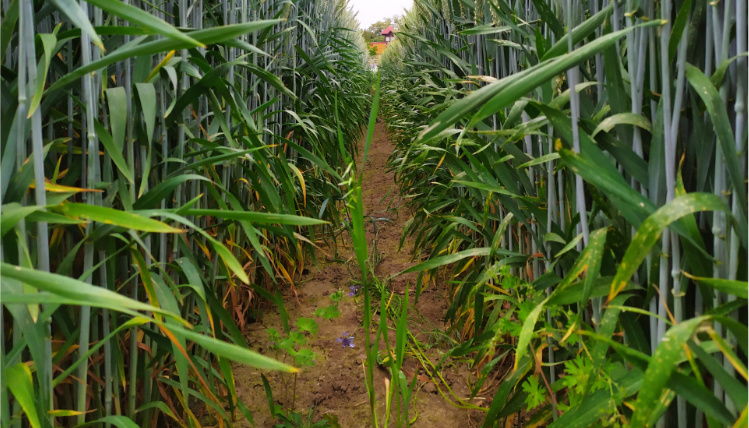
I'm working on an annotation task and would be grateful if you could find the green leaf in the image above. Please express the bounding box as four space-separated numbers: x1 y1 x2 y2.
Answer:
1 203 41 238
205 234 250 285
183 209 327 226
28 32 58 118
84 0 203 47
418 21 661 143
400 247 491 274
55 203 183 233
105 87 128 150
550 369 643 428
166 324 298 373
688 341 748 409
514 297 548 370
94 119 134 183
47 20 280 93
314 305 341 320
630 316 710 425
77 416 140 428
591 112 652 137
668 0 692 62
517 152 560 169
48 0 104 50
482 356 532 427
685 64 748 226
682 272 748 299
541 3 614 60
135 83 157 144
609 193 728 299
0 263 173 318
134 175 209 209
4 363 41 428
295 317 319 337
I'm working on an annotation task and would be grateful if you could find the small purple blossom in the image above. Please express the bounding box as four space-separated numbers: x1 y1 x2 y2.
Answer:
348 285 361 296
336 331 355 348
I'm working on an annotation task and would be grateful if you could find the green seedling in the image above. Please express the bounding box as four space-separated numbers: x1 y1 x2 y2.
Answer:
291 348 317 368
314 305 341 321
289 331 308 348
296 317 320 337
330 290 344 304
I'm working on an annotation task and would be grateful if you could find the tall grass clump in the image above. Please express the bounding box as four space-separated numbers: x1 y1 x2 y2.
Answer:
1 0 370 426
380 0 747 426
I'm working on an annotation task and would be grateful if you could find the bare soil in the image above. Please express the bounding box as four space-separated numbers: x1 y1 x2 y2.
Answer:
232 123 486 427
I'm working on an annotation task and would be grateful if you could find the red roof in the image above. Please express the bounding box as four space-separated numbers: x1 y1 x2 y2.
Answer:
381 26 395 35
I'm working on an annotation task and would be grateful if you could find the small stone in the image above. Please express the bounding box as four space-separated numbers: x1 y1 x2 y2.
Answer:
423 382 437 394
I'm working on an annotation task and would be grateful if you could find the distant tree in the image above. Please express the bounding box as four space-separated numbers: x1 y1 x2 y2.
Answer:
368 45 378 56
362 17 393 43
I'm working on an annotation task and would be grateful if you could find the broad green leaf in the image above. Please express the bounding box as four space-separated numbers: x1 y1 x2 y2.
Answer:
400 248 491 274
28 32 58 118
689 341 748 409
94 120 134 183
77 416 140 428
105 87 128 150
541 3 614 60
4 363 41 428
418 21 661 143
452 180 517 196
591 112 652 137
0 263 173 318
0 0 17 64
183 209 327 226
668 0 692 62
631 316 710 425
581 228 608 304
134 175 210 209
682 272 748 299
48 0 104 50
685 64 748 225
1 203 41 237
47 21 280 93
609 193 728 299
84 0 203 47
55 203 183 233
295 317 319 337
514 297 548 370
517 152 560 169
135 83 157 144
204 234 250 285
166 324 298 373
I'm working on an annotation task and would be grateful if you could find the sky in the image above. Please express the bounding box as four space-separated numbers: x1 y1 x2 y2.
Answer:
348 0 414 30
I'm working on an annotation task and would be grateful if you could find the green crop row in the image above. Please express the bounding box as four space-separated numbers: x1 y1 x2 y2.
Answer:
379 0 747 426
1 0 370 426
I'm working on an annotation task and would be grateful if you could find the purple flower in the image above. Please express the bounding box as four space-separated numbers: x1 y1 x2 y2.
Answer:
336 332 355 348
348 285 361 296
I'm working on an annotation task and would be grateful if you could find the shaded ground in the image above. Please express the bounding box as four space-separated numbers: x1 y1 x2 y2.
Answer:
232 123 486 427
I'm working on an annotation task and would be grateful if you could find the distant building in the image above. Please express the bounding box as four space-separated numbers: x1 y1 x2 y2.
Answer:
381 25 395 44
369 26 396 70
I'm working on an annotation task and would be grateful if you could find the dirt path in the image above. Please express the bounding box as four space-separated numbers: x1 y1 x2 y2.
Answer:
233 123 484 427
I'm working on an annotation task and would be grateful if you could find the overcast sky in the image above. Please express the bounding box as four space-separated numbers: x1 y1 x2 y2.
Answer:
348 0 414 29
